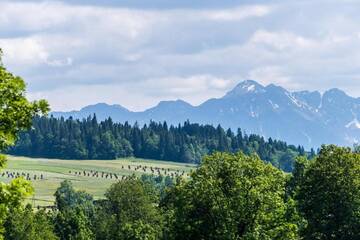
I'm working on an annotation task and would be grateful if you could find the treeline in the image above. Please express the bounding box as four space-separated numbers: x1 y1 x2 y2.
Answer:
2 145 360 240
8 115 314 171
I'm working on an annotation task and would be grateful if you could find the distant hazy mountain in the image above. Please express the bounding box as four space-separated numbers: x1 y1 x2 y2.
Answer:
52 80 360 149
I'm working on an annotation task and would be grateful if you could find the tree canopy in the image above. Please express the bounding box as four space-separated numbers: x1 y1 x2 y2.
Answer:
295 145 360 239
0 49 48 239
96 176 163 240
0 51 48 152
161 152 300 239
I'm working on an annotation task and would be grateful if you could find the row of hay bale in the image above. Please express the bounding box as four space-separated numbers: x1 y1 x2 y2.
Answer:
68 164 189 180
1 171 44 181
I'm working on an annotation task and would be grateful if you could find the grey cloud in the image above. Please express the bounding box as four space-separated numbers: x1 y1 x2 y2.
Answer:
13 0 275 9
1 0 360 111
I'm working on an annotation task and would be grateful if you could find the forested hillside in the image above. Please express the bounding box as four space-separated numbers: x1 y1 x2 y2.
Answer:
8 116 314 171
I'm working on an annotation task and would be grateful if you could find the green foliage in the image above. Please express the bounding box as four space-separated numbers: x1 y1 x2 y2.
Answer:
54 207 94 240
296 145 360 239
10 117 308 171
2 145 359 239
120 221 157 240
286 156 310 198
0 50 48 240
0 155 5 169
93 176 163 240
140 174 174 200
54 180 94 212
53 180 95 240
278 149 298 172
0 178 33 238
0 62 49 150
161 152 299 240
4 205 58 240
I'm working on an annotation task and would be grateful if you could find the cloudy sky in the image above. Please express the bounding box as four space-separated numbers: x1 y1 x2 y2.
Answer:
1 0 360 111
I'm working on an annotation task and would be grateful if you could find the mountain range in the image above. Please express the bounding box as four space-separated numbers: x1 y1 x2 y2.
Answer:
52 80 360 149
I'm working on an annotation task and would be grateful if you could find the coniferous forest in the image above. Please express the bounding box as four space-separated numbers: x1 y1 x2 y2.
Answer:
8 116 313 171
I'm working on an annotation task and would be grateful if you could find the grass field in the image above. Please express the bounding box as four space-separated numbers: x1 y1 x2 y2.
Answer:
0 155 196 207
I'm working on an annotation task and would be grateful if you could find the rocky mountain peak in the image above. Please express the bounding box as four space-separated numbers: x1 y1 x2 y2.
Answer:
224 80 265 98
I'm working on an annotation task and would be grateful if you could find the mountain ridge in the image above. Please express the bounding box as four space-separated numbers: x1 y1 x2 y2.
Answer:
52 80 360 149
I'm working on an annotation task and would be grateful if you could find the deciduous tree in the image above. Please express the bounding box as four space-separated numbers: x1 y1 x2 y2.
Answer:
0 49 48 239
297 145 360 239
162 152 299 240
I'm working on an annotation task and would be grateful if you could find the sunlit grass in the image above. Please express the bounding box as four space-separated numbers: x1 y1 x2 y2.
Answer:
1 155 196 206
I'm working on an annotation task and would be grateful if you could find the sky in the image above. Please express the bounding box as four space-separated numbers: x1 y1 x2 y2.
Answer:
1 0 360 111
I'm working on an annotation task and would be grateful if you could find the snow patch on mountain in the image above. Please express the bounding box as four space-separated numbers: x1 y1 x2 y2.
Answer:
269 100 280 110
285 92 304 108
249 106 259 118
247 84 255 92
224 80 265 98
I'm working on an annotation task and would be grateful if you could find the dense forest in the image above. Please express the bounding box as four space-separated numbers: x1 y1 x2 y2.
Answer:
2 145 360 240
8 116 314 171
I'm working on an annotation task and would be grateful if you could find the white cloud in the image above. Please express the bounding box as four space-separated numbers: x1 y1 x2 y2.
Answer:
204 5 273 21
0 1 69 31
0 36 75 68
0 1 154 36
134 74 234 104
27 84 142 111
248 66 301 90
27 74 232 111
149 75 231 92
249 30 316 50
2 0 360 111
0 37 49 65
47 57 73 67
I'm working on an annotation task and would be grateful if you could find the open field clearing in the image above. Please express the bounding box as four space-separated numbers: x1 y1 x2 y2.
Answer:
0 155 196 206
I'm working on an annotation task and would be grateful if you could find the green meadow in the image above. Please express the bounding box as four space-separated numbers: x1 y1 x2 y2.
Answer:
0 155 195 207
